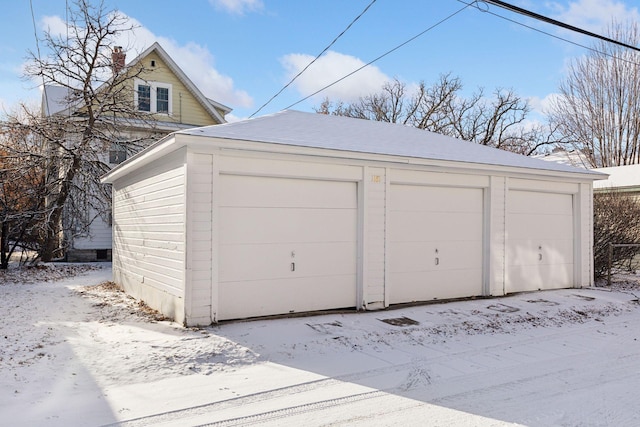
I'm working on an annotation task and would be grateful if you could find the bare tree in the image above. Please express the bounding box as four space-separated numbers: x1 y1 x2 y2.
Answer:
0 109 54 269
316 74 461 129
9 0 160 261
317 74 562 155
548 21 640 167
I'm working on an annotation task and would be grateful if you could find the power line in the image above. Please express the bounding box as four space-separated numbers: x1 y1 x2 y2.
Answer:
249 0 377 118
458 0 640 66
481 0 640 53
283 2 473 111
29 0 49 115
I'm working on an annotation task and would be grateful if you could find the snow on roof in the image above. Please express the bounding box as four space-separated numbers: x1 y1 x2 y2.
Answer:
593 164 640 189
179 110 603 177
534 149 592 170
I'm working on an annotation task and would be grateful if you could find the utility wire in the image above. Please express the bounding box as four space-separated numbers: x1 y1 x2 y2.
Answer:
458 0 640 66
249 0 377 118
283 2 472 111
30 0 49 115
481 0 640 53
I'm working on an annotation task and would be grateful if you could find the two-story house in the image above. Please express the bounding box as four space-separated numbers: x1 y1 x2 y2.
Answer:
43 42 231 261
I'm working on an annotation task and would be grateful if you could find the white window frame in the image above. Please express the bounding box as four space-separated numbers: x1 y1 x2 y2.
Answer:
134 79 172 115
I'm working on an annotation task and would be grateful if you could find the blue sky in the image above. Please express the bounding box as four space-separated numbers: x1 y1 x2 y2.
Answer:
1 0 639 122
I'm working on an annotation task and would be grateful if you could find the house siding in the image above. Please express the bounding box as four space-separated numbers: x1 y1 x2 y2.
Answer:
135 52 217 127
112 149 187 323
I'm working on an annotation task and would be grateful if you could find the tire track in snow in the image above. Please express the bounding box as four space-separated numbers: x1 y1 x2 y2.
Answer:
195 390 387 427
108 311 640 426
102 364 406 427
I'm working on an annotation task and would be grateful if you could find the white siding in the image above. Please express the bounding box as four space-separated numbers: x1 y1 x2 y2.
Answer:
72 205 112 250
578 182 594 287
185 152 213 325
112 149 187 323
488 176 507 296
363 167 386 309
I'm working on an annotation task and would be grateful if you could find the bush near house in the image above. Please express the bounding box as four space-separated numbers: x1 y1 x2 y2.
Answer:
593 190 640 279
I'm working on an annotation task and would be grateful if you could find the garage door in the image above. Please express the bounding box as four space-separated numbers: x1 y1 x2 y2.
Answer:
506 191 574 293
217 175 358 320
388 185 484 304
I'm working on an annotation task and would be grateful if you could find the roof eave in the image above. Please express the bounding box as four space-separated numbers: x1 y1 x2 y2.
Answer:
102 132 607 185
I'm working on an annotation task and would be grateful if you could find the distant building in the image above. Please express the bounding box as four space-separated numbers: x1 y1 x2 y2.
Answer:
592 164 640 195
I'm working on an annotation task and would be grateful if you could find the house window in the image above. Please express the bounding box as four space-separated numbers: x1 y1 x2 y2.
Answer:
109 143 127 164
135 79 172 115
137 84 151 112
157 87 169 113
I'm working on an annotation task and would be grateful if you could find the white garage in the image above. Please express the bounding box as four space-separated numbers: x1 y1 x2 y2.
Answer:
102 110 604 325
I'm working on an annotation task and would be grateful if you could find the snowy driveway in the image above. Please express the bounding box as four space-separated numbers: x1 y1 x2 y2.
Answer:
2 264 640 426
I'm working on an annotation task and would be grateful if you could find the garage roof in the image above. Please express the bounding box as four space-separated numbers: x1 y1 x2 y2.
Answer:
179 110 603 177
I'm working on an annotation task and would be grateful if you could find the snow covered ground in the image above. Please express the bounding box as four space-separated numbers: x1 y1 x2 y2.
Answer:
2 263 640 426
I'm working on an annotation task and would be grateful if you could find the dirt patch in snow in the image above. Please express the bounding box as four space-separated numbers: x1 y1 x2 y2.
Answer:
75 281 171 323
69 281 260 385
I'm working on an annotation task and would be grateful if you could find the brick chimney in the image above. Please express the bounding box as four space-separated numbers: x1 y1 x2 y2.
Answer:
111 46 126 74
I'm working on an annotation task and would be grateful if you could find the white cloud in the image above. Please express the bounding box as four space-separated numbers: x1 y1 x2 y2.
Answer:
117 15 253 109
280 50 391 104
209 0 264 16
529 92 562 115
549 0 640 33
40 15 69 36
38 13 252 110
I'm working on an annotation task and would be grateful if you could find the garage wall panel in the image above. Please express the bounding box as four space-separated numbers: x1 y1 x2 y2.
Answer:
185 152 214 325
363 167 386 308
579 182 593 287
488 176 506 296
112 149 187 322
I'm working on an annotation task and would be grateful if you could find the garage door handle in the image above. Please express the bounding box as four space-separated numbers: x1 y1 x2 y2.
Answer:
435 257 439 266
291 262 295 272
538 253 542 261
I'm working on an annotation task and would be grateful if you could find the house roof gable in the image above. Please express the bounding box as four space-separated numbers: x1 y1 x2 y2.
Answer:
129 42 230 123
42 42 231 124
